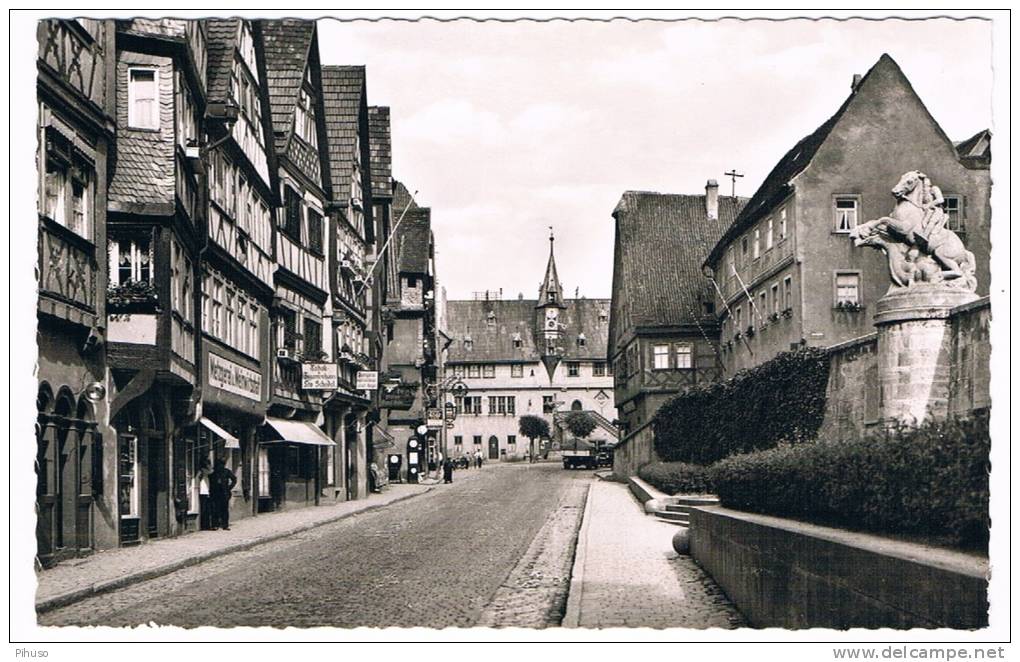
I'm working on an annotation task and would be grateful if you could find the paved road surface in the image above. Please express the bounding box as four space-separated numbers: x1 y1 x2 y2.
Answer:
40 462 590 628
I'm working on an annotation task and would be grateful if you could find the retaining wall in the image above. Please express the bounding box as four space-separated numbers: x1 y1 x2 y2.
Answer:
689 506 988 629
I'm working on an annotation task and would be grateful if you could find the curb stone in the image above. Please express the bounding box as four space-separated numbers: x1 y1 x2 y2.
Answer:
561 481 594 628
35 487 434 614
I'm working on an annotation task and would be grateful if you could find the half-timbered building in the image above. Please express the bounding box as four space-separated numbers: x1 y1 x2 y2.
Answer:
259 19 335 511
104 18 208 546
36 18 117 563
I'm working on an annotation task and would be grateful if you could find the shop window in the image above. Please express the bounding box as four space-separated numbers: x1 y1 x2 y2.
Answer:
326 445 335 486
258 447 270 496
118 435 139 518
128 67 159 130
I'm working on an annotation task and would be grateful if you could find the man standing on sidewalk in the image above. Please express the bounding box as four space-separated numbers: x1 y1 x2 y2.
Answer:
210 458 237 531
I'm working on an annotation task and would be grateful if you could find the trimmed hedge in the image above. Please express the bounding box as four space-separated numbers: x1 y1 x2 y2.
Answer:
710 414 990 550
638 461 714 495
653 348 831 464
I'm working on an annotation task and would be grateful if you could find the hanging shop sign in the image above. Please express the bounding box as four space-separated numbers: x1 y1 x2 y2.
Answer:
208 353 262 402
302 363 338 390
356 370 379 391
426 408 443 430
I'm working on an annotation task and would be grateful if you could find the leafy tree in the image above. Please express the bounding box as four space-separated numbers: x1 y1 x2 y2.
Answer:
518 415 550 462
563 410 597 449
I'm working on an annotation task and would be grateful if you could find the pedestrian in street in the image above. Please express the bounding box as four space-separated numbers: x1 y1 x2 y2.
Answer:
197 458 212 530
474 449 483 469
442 457 454 484
209 457 237 531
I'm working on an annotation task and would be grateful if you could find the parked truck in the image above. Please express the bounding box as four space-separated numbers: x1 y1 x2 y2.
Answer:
562 438 598 470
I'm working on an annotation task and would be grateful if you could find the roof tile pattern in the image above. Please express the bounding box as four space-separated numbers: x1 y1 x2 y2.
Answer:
395 207 431 274
368 106 393 200
320 66 365 202
611 191 744 346
445 298 611 364
204 19 239 103
259 19 314 154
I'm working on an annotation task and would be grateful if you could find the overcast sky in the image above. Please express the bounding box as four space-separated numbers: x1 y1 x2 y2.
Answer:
316 18 993 301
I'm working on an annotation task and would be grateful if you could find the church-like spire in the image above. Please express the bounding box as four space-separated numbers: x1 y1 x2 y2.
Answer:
537 227 566 309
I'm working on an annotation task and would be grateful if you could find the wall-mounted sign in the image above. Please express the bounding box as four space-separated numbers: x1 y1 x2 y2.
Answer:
302 363 338 390
356 370 378 391
208 353 262 401
426 408 443 430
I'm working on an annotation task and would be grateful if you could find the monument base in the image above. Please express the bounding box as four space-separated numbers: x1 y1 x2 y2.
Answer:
874 286 978 426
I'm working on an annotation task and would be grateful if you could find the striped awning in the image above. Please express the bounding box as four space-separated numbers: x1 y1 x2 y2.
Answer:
199 417 240 449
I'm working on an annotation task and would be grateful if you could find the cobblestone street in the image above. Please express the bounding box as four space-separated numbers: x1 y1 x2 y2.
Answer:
39 463 592 628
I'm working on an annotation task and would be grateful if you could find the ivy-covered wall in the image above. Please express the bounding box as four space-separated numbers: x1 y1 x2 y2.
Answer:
652 347 831 464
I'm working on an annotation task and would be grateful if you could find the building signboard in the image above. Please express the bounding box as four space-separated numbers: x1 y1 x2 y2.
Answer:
302 363 338 390
208 353 262 402
356 370 378 391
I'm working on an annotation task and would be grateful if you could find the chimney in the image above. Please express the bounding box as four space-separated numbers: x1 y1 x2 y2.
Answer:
705 179 719 220
851 74 863 92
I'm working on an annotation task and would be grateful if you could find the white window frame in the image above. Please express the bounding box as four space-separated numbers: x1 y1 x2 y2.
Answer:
128 66 160 130
482 364 496 379
944 195 965 233
835 271 861 305
110 238 152 286
511 364 523 378
567 362 580 377
784 276 793 311
778 207 788 241
833 195 860 233
674 343 693 369
765 217 774 250
652 344 670 370
753 227 761 259
119 434 140 519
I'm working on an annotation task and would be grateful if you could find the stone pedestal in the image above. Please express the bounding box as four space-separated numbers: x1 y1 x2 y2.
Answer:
873 286 978 426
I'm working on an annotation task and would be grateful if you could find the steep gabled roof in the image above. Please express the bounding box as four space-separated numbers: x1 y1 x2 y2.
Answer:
392 180 419 214
956 129 991 168
204 19 240 103
395 207 431 275
536 235 566 309
320 65 366 203
259 19 315 154
704 53 956 267
368 106 393 200
610 191 744 352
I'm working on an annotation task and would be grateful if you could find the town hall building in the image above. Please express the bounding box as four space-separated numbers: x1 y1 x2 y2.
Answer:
442 234 616 461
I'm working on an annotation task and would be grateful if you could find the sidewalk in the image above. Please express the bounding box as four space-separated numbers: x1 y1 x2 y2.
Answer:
35 483 431 613
563 478 744 629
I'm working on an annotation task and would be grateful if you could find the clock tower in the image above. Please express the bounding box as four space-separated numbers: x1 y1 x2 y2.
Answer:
536 229 568 380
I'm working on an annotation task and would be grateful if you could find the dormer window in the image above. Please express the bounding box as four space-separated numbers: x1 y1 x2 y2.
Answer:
486 311 496 328
512 332 522 348
598 309 608 322
577 333 587 347
464 335 473 351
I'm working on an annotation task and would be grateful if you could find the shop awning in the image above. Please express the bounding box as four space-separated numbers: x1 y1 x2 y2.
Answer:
263 417 335 447
200 417 241 449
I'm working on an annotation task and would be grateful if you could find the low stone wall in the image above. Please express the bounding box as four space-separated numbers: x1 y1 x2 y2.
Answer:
611 421 657 480
689 506 988 629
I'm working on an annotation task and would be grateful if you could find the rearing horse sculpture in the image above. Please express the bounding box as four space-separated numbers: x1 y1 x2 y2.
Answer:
850 171 977 292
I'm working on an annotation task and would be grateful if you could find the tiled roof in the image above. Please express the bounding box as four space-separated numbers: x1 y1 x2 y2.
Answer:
705 54 950 266
611 191 744 345
368 106 392 200
204 19 239 103
392 180 419 214
956 129 991 167
259 19 315 154
320 65 365 203
395 206 431 274
445 298 611 363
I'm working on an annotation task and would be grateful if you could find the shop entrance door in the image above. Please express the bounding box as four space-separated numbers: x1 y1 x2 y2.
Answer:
488 436 499 460
146 437 162 537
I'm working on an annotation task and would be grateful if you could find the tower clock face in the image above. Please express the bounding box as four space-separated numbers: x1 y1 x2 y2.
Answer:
546 308 557 321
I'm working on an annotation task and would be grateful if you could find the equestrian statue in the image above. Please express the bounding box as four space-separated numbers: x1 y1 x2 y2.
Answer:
849 170 977 292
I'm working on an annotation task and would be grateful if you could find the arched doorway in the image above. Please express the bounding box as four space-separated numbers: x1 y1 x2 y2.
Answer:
571 400 583 411
36 383 96 565
488 435 500 460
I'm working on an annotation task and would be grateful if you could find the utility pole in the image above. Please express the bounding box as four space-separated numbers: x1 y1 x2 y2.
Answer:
724 169 744 198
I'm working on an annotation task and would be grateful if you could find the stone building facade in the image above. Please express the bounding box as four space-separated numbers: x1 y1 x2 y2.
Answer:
703 54 991 374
